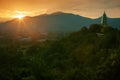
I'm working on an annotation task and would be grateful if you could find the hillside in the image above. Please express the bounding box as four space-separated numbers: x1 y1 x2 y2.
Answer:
0 12 119 35
0 24 120 80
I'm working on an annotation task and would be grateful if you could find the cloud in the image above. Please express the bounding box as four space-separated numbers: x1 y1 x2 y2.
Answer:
0 0 119 18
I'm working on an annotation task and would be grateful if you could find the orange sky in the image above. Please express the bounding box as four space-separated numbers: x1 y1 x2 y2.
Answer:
0 0 120 21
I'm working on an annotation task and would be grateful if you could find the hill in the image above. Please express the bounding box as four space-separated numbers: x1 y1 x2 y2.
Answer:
0 24 120 80
0 12 119 35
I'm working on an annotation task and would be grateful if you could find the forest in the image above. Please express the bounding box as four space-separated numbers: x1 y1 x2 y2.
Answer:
0 24 120 80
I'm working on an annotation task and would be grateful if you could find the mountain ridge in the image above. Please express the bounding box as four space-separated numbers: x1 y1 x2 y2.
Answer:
0 12 119 35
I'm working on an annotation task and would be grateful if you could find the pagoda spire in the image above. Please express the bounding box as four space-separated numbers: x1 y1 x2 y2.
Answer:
101 11 108 26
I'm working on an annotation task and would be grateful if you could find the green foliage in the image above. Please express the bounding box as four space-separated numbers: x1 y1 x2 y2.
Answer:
0 24 120 80
89 24 102 33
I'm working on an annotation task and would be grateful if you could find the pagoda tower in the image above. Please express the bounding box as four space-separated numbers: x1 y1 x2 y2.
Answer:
101 11 108 26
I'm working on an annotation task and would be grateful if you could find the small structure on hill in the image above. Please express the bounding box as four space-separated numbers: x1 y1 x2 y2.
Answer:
101 11 108 26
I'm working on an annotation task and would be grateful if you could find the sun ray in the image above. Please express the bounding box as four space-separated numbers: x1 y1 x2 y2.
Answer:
14 14 25 19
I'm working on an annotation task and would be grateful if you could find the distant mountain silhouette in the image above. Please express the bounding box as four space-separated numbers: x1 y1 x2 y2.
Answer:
0 12 119 35
94 17 120 28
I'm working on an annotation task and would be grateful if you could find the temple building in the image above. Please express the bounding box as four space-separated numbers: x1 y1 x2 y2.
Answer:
101 12 108 26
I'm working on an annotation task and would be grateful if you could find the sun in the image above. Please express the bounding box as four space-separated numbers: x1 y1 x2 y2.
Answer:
14 14 25 19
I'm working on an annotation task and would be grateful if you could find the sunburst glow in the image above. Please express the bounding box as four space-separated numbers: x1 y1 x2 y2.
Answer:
14 14 25 19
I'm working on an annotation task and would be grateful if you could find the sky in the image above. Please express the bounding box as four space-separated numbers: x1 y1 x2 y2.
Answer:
0 0 120 21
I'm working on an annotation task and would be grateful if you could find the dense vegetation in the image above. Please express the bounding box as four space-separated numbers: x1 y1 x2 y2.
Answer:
0 24 120 80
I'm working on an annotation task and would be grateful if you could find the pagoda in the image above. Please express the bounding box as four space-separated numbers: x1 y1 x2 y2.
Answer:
101 11 108 26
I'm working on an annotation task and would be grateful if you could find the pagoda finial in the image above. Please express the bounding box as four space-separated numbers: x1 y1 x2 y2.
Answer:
104 11 105 14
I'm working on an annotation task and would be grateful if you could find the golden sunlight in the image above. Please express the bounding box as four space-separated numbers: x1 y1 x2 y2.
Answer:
14 14 25 19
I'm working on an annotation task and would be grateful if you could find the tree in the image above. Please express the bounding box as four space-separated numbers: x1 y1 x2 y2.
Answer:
89 24 102 33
